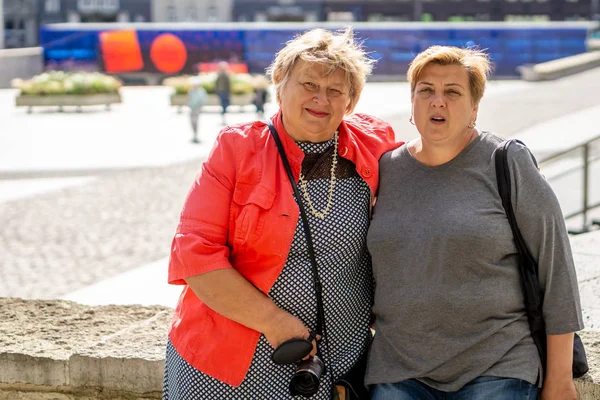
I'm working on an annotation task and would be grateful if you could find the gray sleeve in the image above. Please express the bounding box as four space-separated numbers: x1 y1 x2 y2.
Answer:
508 143 584 334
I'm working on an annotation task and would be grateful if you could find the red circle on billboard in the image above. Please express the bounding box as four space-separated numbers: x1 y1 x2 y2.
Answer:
150 33 187 74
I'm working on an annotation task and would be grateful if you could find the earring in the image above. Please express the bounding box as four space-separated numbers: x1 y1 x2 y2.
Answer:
409 115 415 125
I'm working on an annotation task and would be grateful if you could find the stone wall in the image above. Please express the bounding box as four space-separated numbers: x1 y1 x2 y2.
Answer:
0 298 599 399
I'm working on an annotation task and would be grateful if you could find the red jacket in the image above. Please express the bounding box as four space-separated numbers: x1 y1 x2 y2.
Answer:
168 110 401 386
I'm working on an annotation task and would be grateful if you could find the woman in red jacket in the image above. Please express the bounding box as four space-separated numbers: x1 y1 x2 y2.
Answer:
163 28 400 399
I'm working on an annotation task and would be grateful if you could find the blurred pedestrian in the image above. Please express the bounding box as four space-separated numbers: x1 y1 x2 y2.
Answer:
252 74 270 120
215 61 231 125
188 77 207 143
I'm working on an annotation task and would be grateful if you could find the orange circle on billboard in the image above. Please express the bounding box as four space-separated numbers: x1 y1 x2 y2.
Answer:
150 33 187 74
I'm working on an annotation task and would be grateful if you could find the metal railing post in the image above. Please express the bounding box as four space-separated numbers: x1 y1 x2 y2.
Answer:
540 135 600 234
583 143 590 229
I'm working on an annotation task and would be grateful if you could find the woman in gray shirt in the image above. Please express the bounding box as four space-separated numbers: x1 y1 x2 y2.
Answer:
366 46 583 400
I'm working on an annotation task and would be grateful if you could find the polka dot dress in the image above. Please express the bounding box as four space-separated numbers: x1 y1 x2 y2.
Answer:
163 136 373 399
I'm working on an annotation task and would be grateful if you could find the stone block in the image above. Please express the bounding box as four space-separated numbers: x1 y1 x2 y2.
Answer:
0 48 44 89
579 330 600 379
0 390 73 400
69 310 171 392
0 383 161 400
0 353 68 386
575 380 600 400
0 298 170 392
69 355 164 394
576 330 600 399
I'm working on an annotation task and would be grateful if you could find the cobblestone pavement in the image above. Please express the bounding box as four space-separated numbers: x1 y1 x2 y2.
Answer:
0 161 199 299
1 67 599 300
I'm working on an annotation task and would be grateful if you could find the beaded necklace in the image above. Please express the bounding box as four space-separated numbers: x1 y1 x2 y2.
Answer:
298 131 339 220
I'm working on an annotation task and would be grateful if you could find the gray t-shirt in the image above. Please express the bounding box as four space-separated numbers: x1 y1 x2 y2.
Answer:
365 132 584 391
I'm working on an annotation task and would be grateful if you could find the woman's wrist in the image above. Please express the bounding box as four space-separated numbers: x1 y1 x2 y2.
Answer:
544 373 573 383
544 332 575 384
259 304 286 334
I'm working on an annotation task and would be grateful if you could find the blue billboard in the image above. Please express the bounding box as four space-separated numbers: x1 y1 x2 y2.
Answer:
39 21 597 78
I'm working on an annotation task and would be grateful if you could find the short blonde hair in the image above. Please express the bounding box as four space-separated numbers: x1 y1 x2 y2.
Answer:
266 28 375 113
407 46 492 105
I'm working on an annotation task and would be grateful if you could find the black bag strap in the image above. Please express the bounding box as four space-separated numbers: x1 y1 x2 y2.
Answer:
494 139 547 369
267 120 340 397
267 120 326 337
495 139 590 381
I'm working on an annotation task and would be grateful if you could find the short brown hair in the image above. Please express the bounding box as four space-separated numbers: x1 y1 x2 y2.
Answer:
266 28 375 113
407 46 492 105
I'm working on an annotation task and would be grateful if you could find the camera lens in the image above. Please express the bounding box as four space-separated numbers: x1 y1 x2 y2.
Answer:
289 355 325 397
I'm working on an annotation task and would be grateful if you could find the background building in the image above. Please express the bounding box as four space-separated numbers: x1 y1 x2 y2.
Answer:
232 0 600 22
232 0 322 22
40 0 152 24
2 0 599 49
152 0 232 22
2 0 38 48
1 0 153 48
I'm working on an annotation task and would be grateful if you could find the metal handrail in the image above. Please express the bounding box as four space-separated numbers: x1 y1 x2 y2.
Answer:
540 153 600 182
539 134 600 164
539 134 600 233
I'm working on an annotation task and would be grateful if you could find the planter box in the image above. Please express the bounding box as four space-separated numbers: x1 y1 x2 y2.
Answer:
15 93 122 113
170 93 255 113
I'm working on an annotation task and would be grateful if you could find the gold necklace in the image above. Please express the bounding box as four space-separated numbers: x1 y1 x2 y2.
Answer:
298 131 339 220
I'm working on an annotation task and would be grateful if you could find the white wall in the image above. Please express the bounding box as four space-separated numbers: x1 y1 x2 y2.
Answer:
0 47 44 88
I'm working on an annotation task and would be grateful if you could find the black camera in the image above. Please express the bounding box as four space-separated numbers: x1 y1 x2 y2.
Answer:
289 354 325 397
271 332 325 397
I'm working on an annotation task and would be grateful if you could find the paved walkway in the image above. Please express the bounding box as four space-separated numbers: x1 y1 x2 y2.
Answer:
1 70 599 322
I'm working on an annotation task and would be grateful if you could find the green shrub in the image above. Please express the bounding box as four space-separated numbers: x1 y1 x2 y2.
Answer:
12 71 122 96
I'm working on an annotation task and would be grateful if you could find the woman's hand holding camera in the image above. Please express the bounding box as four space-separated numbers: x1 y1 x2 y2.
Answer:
265 311 325 397
263 310 318 359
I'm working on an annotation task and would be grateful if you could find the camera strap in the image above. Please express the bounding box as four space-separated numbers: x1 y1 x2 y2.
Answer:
268 120 337 393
